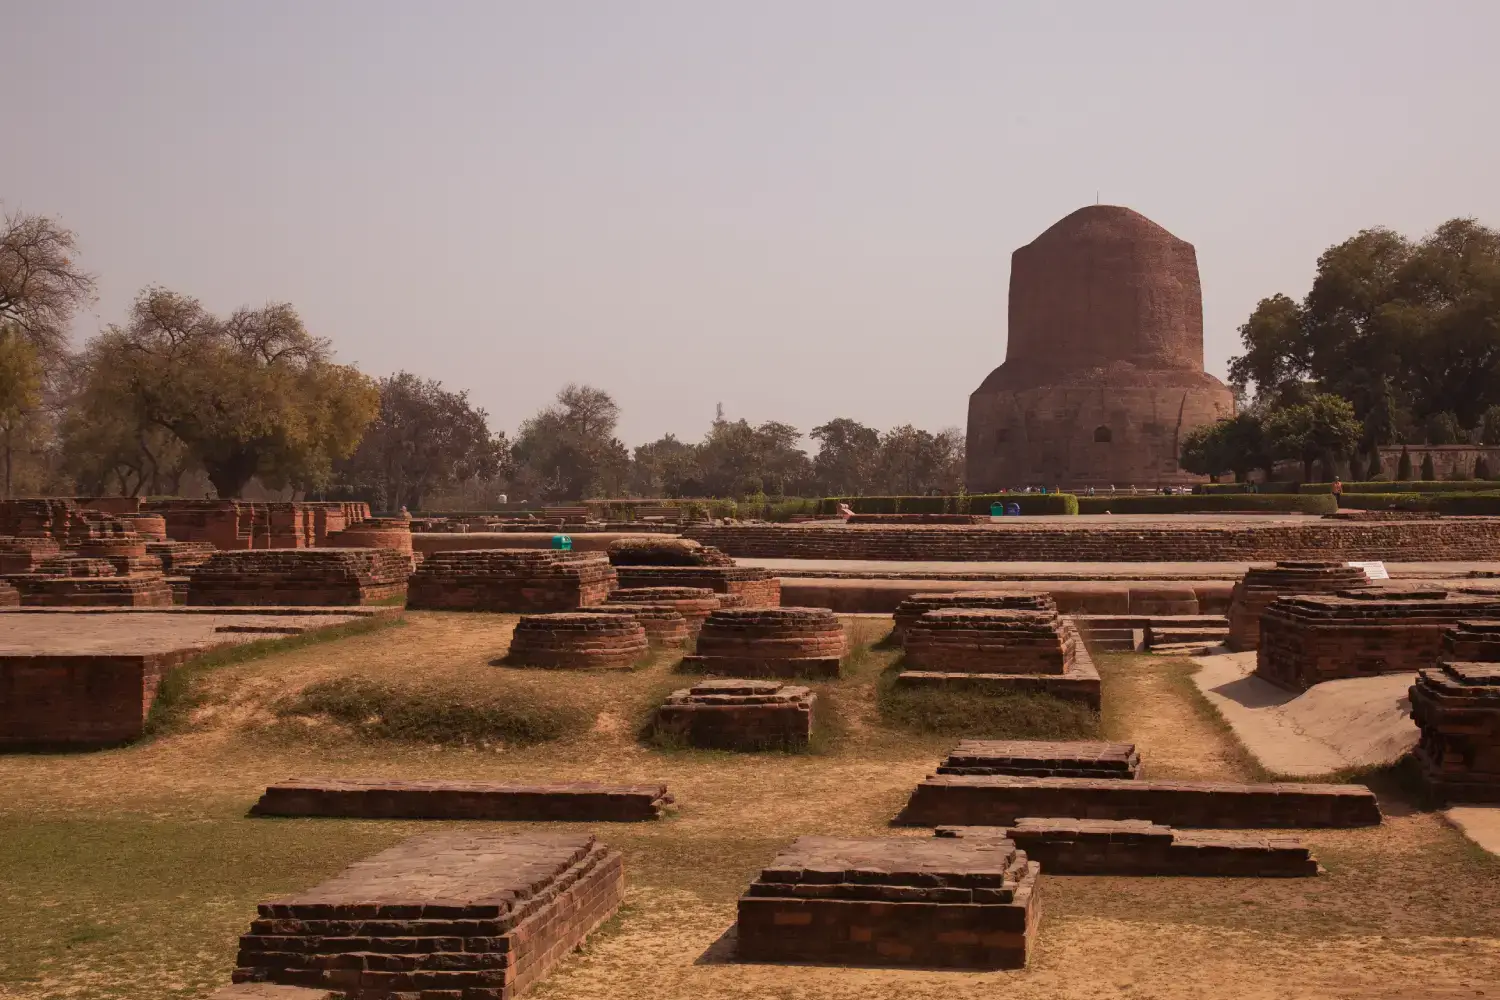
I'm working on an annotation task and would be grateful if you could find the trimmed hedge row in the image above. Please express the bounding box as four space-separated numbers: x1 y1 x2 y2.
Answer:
1076 494 1337 515
818 494 1080 516
1298 480 1500 495
1339 491 1500 514
1197 482 1301 495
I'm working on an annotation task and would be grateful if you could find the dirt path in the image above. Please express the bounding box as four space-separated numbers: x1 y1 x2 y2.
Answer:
1097 653 1250 781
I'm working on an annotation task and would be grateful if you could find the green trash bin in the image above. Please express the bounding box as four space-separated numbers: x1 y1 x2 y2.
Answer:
551 534 573 551
990 502 1005 517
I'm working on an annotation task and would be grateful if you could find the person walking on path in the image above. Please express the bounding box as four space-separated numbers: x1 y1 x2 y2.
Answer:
1331 477 1343 508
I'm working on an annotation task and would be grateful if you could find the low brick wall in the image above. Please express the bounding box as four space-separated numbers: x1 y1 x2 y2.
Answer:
896 774 1382 828
656 679 815 751
895 628 1102 710
10 572 174 607
504 613 649 669
681 607 846 679
893 591 1056 640
1255 590 1500 691
406 549 616 612
904 609 1073 674
188 548 409 606
249 778 673 820
1227 561 1375 651
686 519 1500 562
233 832 625 997
936 821 1318 877
145 539 217 574
736 835 1040 969
614 565 780 608
0 649 193 748
603 587 721 632
586 604 691 646
779 577 1233 616
1410 622 1500 803
935 739 1139 779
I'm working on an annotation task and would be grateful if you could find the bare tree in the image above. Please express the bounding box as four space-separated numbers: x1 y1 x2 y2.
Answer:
0 208 98 363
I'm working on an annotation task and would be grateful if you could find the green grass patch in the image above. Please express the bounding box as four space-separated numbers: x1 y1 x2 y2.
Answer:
144 614 404 738
272 675 588 747
874 661 1100 739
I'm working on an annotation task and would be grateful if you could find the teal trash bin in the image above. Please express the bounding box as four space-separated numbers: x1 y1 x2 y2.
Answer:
990 502 1006 517
551 534 573 551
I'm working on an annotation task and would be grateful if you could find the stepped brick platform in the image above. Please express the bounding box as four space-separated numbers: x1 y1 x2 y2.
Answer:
188 548 409 606
249 778 672 821
896 774 1382 828
892 591 1057 640
145 539 217 574
895 631 1102 709
603 586 721 631
232 832 625 998
936 739 1140 779
324 516 414 554
504 613 648 669
736 835 1040 969
1227 561 1376 651
0 581 17 607
613 565 780 608
605 536 734 566
0 535 61 572
10 556 175 607
1410 626 1500 802
935 820 1318 876
1255 589 1500 691
685 519 1500 562
655 679 815 750
118 512 167 540
406 549 616 612
903 608 1075 674
585 604 691 646
681 607 846 679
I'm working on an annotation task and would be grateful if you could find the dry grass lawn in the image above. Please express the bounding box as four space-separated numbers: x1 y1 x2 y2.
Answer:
1 612 1497 1000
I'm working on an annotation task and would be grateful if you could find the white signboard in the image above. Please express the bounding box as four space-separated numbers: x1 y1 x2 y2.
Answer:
1347 560 1389 581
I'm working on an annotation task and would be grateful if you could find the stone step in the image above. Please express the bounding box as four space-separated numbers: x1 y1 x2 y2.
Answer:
249 778 673 821
896 774 1381 828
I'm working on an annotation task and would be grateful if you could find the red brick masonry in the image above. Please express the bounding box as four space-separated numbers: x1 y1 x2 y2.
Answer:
233 831 624 999
1226 561 1374 651
407 549 616 612
613 565 781 608
935 820 1318 877
249 778 673 821
1410 622 1500 803
504 613 649 670
736 835 1040 969
1255 589 1500 691
903 608 1074 674
681 607 846 679
892 591 1057 641
188 548 409 606
603 587 721 632
656 679 815 751
895 620 1102 710
895 774 1381 828
936 739 1140 779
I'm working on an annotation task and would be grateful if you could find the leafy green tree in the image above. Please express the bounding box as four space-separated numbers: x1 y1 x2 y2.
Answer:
0 323 43 497
511 384 630 501
696 412 811 497
1264 394 1363 482
629 434 702 497
1421 452 1436 480
1479 405 1500 445
83 288 379 498
1180 413 1271 484
1398 447 1413 480
810 417 880 495
1178 423 1227 482
873 425 964 495
335 372 506 510
1424 411 1463 445
1476 455 1491 480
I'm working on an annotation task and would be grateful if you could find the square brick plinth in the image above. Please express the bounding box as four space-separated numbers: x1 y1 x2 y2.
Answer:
655 679 814 751
896 774 1381 828
936 739 1140 779
233 832 624 999
249 778 672 821
895 629 1101 710
188 549 409 606
736 835 1039 969
407 549 616 612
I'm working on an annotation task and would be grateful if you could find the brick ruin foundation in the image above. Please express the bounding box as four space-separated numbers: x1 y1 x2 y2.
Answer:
903 608 1075 674
684 519 1500 562
144 499 370 550
1255 589 1500 691
1409 621 1500 803
188 549 410 606
603 586 721 632
324 515 417 569
936 821 1318 877
681 608 846 679
406 549 616 612
584 604 691 646
232 832 625 997
736 835 1040 969
1226 561 1375 651
655 679 815 751
504 613 649 669
892 591 1057 641
249 778 672 821
936 739 1140 779
897 774 1382 828
613 565 780 608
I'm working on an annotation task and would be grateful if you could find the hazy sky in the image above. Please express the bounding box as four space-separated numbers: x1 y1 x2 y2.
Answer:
7 2 1499 448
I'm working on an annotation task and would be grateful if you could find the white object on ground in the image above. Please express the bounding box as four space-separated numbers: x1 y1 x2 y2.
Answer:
1347 560 1389 580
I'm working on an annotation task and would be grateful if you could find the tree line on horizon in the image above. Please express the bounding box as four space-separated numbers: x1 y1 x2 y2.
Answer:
0 206 963 508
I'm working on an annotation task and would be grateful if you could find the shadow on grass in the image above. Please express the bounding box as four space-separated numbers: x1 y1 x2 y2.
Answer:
874 657 1100 740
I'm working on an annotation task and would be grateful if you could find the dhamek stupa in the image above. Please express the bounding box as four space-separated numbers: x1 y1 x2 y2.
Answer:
965 205 1235 490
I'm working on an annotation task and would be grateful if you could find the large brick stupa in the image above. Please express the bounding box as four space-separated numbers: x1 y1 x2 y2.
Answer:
965 206 1234 490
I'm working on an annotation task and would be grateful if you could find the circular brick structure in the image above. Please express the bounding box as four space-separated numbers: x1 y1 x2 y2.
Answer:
505 613 649 670
604 587 721 632
75 536 148 560
684 607 847 679
966 205 1235 490
1227 561 1375 651
326 517 415 555
903 608 1075 675
893 591 1058 640
586 604 691 647
118 513 168 540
